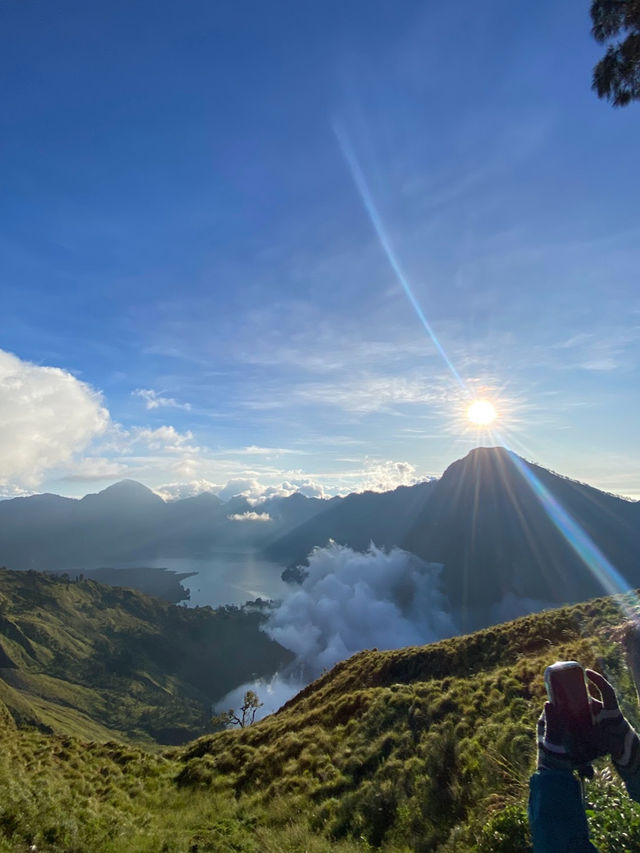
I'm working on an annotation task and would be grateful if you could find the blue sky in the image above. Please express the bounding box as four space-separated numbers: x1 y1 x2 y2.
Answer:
1 0 639 501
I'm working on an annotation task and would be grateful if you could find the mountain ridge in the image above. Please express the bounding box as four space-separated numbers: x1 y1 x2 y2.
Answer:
1 448 638 628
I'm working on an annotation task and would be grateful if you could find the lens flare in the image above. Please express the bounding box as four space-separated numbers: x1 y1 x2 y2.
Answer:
333 122 468 395
506 450 635 616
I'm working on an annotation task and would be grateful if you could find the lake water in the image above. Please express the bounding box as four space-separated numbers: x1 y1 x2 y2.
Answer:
114 552 288 608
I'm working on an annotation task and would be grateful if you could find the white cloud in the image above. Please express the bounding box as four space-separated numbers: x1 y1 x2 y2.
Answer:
216 476 328 503
579 358 618 372
278 478 326 499
132 388 191 411
0 349 108 488
246 479 327 503
0 484 32 500
154 479 221 501
265 543 455 676
237 322 429 374
358 459 427 492
293 375 453 414
104 424 197 454
133 426 195 451
216 543 456 722
233 445 304 456
227 511 272 522
548 328 640 373
246 485 293 503
216 478 264 502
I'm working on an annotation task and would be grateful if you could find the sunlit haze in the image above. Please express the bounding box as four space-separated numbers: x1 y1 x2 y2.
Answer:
1 1 639 502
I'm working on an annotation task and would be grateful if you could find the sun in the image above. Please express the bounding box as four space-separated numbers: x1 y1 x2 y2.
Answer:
467 399 497 427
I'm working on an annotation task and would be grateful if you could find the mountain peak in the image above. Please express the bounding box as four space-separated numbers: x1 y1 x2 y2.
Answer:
464 445 510 459
405 445 640 617
82 480 163 505
439 445 518 482
458 445 512 465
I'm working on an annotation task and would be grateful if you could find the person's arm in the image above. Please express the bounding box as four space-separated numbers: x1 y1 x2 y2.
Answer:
529 666 640 850
529 770 598 852
529 704 599 852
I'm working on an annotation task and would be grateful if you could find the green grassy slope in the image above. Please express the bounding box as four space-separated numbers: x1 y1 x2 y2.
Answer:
0 573 639 851
177 593 640 852
0 568 291 744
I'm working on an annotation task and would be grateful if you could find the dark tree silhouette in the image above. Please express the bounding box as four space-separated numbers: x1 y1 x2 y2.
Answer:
591 0 640 106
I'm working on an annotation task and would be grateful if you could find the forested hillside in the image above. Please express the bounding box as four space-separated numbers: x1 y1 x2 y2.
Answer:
0 568 290 744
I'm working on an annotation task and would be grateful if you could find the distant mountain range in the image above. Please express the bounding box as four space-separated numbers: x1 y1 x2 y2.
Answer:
1 447 638 619
0 479 331 570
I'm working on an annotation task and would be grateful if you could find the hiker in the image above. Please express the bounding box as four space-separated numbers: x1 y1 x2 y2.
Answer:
529 669 640 852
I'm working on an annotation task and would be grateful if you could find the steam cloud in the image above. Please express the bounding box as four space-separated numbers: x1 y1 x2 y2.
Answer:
215 542 456 721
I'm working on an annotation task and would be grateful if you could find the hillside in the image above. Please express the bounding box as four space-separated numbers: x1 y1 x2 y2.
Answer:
0 568 291 744
0 588 639 850
178 592 640 851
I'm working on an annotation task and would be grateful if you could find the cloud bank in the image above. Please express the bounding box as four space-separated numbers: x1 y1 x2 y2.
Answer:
265 542 455 675
216 476 327 503
154 479 221 501
215 543 456 720
0 349 108 489
360 459 426 492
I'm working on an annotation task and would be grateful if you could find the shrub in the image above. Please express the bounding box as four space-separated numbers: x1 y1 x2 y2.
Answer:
476 804 532 852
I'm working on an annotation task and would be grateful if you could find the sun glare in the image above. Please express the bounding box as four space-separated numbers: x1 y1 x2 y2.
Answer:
467 399 497 427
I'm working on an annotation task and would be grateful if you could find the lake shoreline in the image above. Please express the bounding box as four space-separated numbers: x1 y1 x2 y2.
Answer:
49 553 288 608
